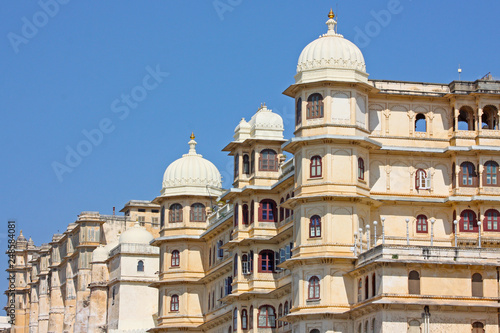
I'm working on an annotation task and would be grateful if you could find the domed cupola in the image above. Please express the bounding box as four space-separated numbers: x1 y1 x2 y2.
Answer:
161 134 223 197
295 10 368 84
119 222 154 245
247 104 284 140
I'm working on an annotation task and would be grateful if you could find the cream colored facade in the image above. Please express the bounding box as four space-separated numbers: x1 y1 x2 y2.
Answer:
7 10 500 333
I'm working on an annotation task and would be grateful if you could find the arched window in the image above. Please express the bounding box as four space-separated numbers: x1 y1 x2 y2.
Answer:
171 250 180 267
112 287 116 305
259 199 277 222
481 105 498 130
233 308 238 331
460 210 478 232
460 162 477 187
241 309 248 330
169 204 183 223
279 198 285 222
358 158 365 180
309 215 321 238
137 260 144 272
242 204 249 225
233 254 238 276
408 271 420 295
241 254 248 274
250 200 254 224
170 294 179 311
365 276 369 300
484 209 500 232
415 113 426 132
308 276 320 299
484 161 499 186
310 155 322 178
250 150 255 174
243 155 250 175
458 106 474 131
278 304 283 327
228 327 231 333
472 322 485 333
190 203 206 222
234 154 239 179
357 278 362 302
296 97 302 125
160 206 165 227
212 290 215 308
249 306 253 329
371 273 376 297
307 93 324 119
258 250 274 273
257 305 276 328
371 318 376 333
234 203 239 227
209 248 212 266
259 149 278 171
416 215 428 233
415 169 430 189
472 273 483 297
217 240 224 258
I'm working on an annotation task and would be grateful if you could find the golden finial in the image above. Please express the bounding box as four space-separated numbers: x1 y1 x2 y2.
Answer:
328 8 335 19
190 132 195 140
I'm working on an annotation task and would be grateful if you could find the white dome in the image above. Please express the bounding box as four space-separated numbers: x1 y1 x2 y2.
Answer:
295 12 368 84
119 223 154 245
92 245 109 262
248 104 284 140
161 135 223 197
234 118 251 142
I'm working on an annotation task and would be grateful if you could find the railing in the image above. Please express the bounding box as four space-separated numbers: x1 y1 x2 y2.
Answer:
208 203 233 226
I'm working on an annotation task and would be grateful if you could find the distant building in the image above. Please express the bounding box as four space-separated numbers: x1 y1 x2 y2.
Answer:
7 9 500 333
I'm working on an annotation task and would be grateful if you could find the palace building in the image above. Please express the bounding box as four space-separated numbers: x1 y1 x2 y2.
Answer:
7 10 500 333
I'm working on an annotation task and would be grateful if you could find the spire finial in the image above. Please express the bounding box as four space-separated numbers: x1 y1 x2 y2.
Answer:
187 133 198 155
328 8 335 19
190 132 195 140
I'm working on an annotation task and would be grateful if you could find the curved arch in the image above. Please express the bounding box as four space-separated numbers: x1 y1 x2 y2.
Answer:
257 305 276 328
137 260 144 272
258 250 274 273
459 162 477 187
484 160 499 186
358 157 365 180
171 250 180 267
307 93 324 119
259 149 278 171
259 199 277 222
190 203 206 222
408 270 420 295
460 209 478 232
484 209 500 231
416 214 428 233
482 105 498 129
308 276 320 299
169 203 183 223
458 106 475 130
296 97 302 125
170 294 179 311
309 215 321 238
472 273 483 297
415 113 426 132
310 155 322 178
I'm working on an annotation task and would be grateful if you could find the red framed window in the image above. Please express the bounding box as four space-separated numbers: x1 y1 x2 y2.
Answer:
170 295 179 311
484 209 500 231
190 203 206 222
308 276 320 299
460 162 477 187
484 161 499 186
257 305 276 328
307 93 324 119
358 157 365 180
296 97 302 125
241 309 248 330
460 210 478 232
416 215 428 233
258 250 274 273
415 169 430 189
259 149 278 171
309 215 321 238
171 250 180 267
258 200 277 222
310 155 322 178
278 304 283 327
169 204 183 223
242 204 249 225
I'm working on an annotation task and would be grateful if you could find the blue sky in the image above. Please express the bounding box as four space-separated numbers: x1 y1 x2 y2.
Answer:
0 1 499 304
